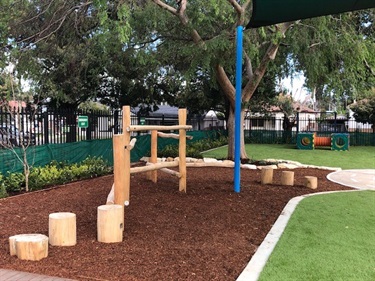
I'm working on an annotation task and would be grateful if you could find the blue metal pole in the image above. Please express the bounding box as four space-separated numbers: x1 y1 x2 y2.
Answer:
234 26 243 193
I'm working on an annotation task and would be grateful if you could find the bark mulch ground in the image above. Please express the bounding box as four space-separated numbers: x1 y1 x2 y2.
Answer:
0 167 351 281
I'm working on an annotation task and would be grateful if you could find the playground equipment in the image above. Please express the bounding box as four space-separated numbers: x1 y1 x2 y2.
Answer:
49 212 76 246
297 132 349 151
9 234 49 261
109 105 192 207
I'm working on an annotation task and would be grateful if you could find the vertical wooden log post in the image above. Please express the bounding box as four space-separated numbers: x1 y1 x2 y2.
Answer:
149 130 158 183
178 108 187 192
261 167 273 184
113 134 126 206
123 106 131 205
281 171 295 186
97 205 124 243
114 106 131 206
48 212 76 246
305 176 318 189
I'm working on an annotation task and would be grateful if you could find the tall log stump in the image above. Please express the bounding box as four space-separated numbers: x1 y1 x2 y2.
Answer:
9 234 48 261
305 176 318 189
281 171 294 186
261 167 273 185
97 205 124 243
49 212 76 246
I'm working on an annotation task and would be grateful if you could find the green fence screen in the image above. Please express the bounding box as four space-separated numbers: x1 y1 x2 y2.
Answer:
0 130 223 174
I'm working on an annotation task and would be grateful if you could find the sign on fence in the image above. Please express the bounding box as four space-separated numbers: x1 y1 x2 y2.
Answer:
77 116 89 128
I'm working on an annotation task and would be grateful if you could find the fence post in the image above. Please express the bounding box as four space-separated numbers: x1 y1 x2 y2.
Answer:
43 112 49 144
86 113 92 141
296 112 299 134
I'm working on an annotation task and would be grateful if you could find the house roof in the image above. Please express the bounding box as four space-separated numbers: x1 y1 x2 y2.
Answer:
134 104 180 117
8 100 27 109
268 102 316 113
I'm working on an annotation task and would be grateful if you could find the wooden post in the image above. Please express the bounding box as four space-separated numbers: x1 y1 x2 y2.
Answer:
305 176 318 189
178 108 187 192
261 167 273 184
9 234 48 261
113 134 126 206
48 212 76 246
149 130 158 183
123 106 131 205
281 171 294 186
97 205 124 243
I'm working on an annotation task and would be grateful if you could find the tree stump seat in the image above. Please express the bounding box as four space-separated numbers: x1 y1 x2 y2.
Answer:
9 234 48 261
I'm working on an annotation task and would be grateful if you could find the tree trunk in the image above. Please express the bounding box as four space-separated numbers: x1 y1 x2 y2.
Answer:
227 106 248 161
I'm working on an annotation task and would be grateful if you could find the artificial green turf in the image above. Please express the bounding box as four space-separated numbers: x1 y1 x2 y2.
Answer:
258 191 375 281
202 144 375 169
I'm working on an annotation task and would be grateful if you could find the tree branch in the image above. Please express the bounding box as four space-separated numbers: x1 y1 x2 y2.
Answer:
244 52 253 81
243 22 293 101
152 0 178 16
215 65 235 107
364 58 375 77
16 1 93 46
227 0 242 15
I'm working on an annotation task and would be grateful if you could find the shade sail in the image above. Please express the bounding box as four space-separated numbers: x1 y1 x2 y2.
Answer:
247 0 375 28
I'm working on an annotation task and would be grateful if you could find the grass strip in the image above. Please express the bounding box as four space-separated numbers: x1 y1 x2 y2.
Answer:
258 191 375 281
202 144 375 169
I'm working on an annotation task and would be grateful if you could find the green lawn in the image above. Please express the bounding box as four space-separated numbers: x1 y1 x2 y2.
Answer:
202 144 375 169
258 191 375 281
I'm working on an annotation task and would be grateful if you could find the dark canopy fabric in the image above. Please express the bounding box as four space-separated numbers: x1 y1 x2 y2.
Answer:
247 0 375 28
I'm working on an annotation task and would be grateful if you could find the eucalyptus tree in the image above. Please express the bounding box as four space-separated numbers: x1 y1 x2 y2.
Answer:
126 0 292 160
349 89 375 133
284 10 375 111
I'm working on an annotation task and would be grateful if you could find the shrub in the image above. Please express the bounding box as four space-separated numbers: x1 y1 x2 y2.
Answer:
158 135 228 158
3 156 113 195
3 172 25 193
0 173 8 198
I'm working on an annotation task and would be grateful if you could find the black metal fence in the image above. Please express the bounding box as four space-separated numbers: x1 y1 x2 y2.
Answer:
1 107 374 148
0 107 204 148
244 112 374 145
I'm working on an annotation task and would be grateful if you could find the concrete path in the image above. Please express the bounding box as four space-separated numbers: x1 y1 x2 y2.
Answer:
327 169 375 190
0 269 76 281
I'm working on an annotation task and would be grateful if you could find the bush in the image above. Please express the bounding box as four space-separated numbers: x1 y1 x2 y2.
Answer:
158 135 228 158
0 173 8 198
3 156 113 195
3 172 25 193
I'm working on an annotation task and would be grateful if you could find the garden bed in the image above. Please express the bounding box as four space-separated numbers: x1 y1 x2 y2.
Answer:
0 167 351 280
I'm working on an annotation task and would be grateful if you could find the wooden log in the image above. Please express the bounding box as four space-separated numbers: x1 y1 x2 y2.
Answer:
305 176 318 189
186 162 235 168
159 167 181 178
149 130 158 183
9 234 48 261
281 171 294 186
123 106 131 205
97 205 124 243
131 161 179 174
261 167 273 184
106 184 115 204
126 138 137 151
113 134 126 206
178 108 187 192
127 125 192 132
157 132 193 140
49 212 76 246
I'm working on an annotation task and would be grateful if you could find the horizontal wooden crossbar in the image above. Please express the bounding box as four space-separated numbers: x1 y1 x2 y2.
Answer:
126 125 192 132
130 161 179 174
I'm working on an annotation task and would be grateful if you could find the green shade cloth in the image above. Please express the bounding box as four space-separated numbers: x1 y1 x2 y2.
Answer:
247 0 375 28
